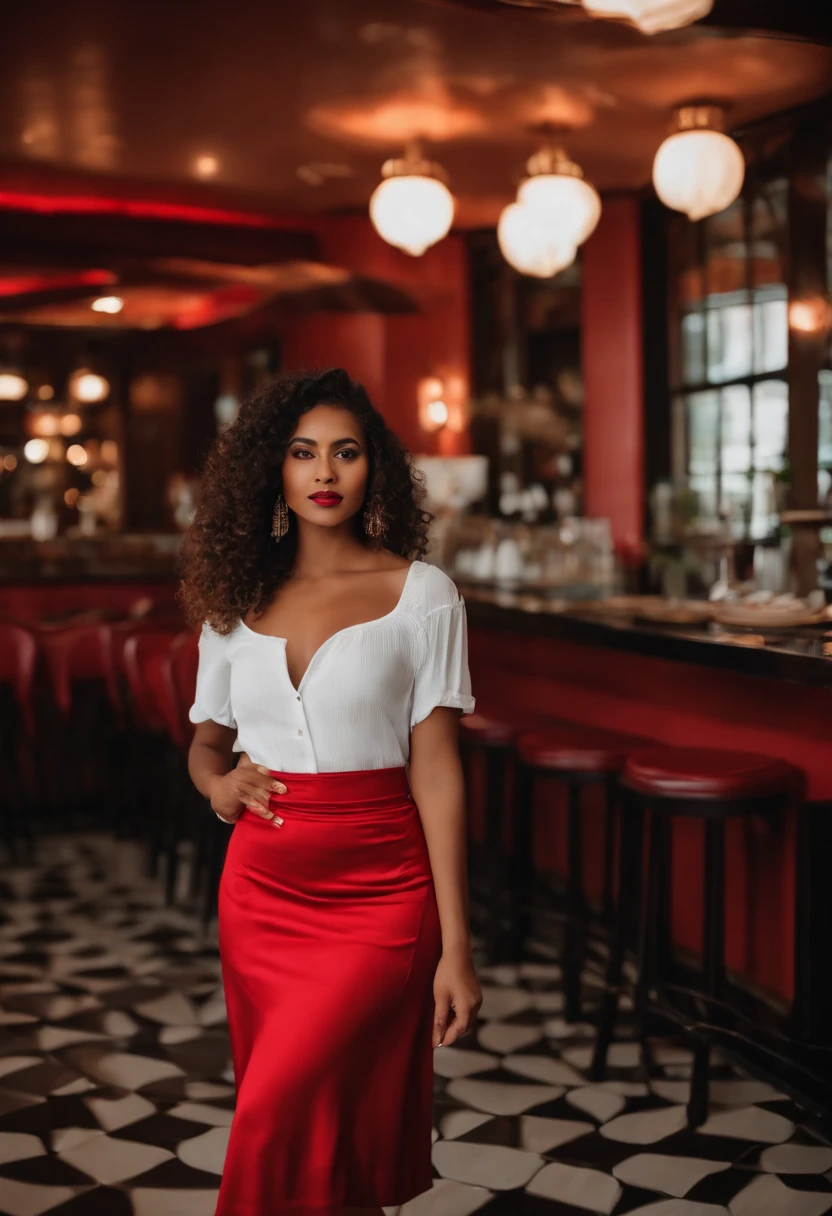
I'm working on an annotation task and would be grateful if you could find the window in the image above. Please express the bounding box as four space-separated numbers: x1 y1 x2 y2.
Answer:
670 180 789 539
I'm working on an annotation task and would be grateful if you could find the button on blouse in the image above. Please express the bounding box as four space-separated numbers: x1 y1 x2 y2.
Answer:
188 560 476 773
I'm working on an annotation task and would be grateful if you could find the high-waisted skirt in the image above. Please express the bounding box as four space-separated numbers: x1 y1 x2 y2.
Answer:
216 765 442 1216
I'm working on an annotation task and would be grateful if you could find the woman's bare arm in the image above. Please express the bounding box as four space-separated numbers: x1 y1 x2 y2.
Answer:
188 721 285 821
409 706 482 1047
408 706 472 952
188 720 237 800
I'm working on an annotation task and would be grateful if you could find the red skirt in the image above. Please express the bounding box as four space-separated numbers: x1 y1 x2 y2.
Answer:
216 765 441 1215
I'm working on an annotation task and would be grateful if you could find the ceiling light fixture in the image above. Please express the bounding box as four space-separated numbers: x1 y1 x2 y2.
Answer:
497 141 600 278
582 0 713 34
91 296 124 314
652 104 744 220
517 146 601 249
369 141 455 256
498 202 576 278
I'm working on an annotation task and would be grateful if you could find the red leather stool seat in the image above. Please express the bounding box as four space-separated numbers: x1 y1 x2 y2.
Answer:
516 725 651 773
460 707 560 748
623 746 799 802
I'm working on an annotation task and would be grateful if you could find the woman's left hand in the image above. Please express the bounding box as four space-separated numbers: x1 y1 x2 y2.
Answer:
433 944 482 1048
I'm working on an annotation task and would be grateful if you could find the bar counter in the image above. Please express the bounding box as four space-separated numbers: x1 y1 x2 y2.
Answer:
462 586 832 690
462 582 832 1098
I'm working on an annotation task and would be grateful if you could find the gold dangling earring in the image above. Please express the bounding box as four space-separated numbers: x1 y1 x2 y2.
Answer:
271 493 289 540
363 498 385 541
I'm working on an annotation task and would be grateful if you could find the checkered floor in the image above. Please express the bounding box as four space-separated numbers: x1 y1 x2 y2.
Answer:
1 833 831 1215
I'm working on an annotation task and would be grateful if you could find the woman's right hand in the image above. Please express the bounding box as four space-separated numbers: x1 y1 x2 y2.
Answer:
209 763 287 825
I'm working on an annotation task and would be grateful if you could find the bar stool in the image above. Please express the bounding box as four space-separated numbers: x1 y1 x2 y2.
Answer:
123 627 183 882
168 629 221 919
0 623 38 861
590 745 801 1127
512 725 651 1020
459 706 563 962
35 623 118 821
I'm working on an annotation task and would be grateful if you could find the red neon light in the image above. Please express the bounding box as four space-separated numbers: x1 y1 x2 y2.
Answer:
0 191 293 229
0 270 116 298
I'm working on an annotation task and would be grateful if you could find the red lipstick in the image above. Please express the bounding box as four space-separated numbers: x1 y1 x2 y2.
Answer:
308 492 343 507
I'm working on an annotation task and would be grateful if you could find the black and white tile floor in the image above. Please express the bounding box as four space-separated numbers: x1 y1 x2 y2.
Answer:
1 833 831 1215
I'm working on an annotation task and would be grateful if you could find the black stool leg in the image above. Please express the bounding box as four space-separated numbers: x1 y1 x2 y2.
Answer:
564 780 584 1022
590 787 644 1081
483 745 509 963
602 775 617 927
634 808 659 1027
688 817 725 1127
655 814 673 980
507 760 535 958
633 809 674 1073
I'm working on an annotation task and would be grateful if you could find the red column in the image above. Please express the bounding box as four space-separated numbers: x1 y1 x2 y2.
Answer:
581 197 645 557
282 216 471 457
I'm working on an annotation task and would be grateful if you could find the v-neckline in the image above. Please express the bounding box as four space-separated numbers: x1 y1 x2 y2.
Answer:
238 560 419 695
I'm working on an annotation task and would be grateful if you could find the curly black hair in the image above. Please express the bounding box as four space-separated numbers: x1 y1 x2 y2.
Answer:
177 368 432 634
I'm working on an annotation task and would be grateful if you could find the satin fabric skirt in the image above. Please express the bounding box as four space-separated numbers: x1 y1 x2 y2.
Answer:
216 765 441 1215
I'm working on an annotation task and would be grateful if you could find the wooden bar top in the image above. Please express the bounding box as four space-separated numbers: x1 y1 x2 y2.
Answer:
461 584 832 691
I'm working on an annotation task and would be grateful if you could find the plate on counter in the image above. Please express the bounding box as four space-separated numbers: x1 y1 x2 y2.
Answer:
635 599 715 626
712 602 828 629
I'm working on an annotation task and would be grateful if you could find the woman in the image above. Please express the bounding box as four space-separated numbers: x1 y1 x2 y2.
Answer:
180 368 482 1216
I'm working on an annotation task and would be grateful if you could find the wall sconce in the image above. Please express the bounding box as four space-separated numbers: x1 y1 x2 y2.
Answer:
788 296 831 336
418 377 449 432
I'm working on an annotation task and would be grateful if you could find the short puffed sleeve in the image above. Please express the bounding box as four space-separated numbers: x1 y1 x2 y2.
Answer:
188 622 236 728
411 596 476 729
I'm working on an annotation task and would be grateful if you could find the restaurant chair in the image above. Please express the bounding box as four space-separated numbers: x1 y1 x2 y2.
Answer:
38 623 109 717
99 615 185 730
35 623 117 823
590 744 802 1128
512 725 652 1021
459 705 566 963
168 627 227 927
122 627 184 883
168 627 199 750
0 623 38 861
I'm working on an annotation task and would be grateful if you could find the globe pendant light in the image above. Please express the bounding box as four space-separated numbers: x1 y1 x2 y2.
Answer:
652 105 744 221
516 146 602 249
498 202 576 278
582 0 713 34
497 141 599 279
369 142 455 257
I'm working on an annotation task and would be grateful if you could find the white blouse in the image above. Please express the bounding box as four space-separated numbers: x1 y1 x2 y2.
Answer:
188 559 476 773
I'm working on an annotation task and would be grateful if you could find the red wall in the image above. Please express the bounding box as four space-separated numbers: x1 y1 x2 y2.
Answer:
282 216 471 458
468 625 832 1006
581 198 645 559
